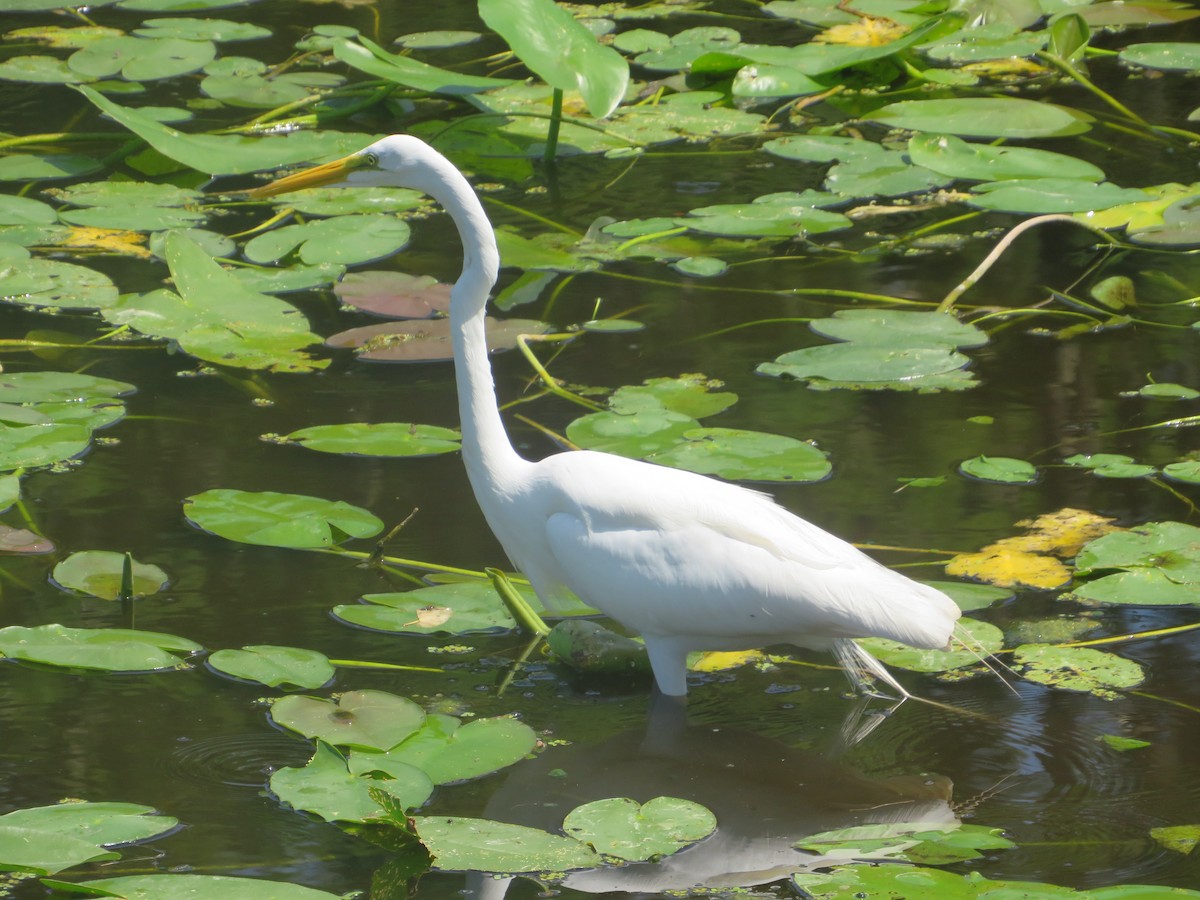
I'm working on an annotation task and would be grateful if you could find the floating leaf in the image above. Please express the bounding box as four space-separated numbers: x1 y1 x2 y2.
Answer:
278 423 460 457
326 317 550 362
351 714 537 785
809 310 988 348
1150 825 1200 854
183 489 383 549
1100 734 1151 751
270 741 432 823
562 797 716 861
1014 644 1145 699
1072 569 1200 606
969 179 1149 214
567 407 699 458
1164 460 1200 485
1064 453 1156 479
609 374 738 419
1075 521 1200 582
51 550 169 600
333 271 451 319
923 580 1012 612
0 153 104 181
646 427 832 483
797 821 1014 865
333 581 527 635
869 98 1093 138
0 624 201 672
946 545 1071 590
861 618 1003 672
907 133 1104 182
1120 42 1200 71
413 816 601 873
1137 382 1200 400
0 258 119 310
207 645 335 689
759 344 975 392
0 802 177 876
133 16 271 41
270 690 425 751
244 214 411 267
57 874 344 899
958 455 1038 484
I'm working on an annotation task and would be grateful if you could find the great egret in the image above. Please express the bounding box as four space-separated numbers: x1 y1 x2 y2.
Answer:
250 135 961 698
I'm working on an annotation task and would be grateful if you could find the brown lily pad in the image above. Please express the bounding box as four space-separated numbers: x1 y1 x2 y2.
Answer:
333 271 452 319
326 317 550 362
0 524 55 555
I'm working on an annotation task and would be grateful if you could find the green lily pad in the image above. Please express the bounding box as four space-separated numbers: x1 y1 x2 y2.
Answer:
861 618 1003 672
1064 453 1157 478
809 310 988 348
0 258 119 310
683 193 851 238
350 713 537 784
269 741 433 823
562 797 716 861
958 455 1038 484
0 368 135 403
1120 42 1200 71
183 489 384 549
395 30 482 49
610 375 737 419
1136 382 1200 400
758 344 975 392
1073 569 1200 606
1150 824 1200 854
53 874 345 899
1075 521 1200 582
567 407 700 458
647 427 832 483
0 802 177 876
907 133 1105 182
825 156 950 200
0 153 104 181
333 581 523 635
133 16 271 41
413 816 601 873
263 185 424 217
244 214 411 267
797 822 1014 865
1163 460 1200 484
969 179 1149 214
69 36 217 81
0 422 92 472
1013 644 1145 699
0 55 89 84
870 98 1093 139
672 255 728 277
278 423 461 457
270 690 425 751
922 580 1013 612
0 624 201 672
51 550 169 600
792 862 1196 898
207 645 335 689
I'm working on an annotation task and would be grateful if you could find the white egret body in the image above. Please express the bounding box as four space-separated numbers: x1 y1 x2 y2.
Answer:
251 136 961 697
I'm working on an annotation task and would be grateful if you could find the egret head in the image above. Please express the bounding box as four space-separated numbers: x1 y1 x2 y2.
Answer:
247 134 442 199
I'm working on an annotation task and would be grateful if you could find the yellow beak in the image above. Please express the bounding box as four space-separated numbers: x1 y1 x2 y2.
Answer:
245 152 369 199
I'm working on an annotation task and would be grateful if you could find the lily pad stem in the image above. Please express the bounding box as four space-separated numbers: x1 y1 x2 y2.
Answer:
516 333 605 411
486 567 550 637
937 214 1116 313
1060 621 1200 650
326 659 443 673
544 87 563 164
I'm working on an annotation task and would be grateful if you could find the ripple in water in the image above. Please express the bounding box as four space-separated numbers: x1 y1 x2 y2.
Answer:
167 733 313 789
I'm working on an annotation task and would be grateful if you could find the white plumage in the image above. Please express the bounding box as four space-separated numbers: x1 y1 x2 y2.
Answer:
252 135 961 698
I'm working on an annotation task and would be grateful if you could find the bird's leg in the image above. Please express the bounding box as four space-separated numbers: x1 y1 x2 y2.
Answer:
643 635 691 698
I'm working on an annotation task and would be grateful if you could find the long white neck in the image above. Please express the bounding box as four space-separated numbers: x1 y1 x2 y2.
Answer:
422 153 526 491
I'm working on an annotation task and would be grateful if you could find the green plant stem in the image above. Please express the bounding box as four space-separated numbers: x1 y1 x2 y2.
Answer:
516 333 604 411
1037 51 1151 128
544 87 563 164
317 547 493 579
486 567 550 637
327 659 444 673
1060 621 1200 650
937 214 1118 313
496 633 546 697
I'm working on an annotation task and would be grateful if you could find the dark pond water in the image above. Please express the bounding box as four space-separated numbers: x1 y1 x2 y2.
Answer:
1 0 1200 897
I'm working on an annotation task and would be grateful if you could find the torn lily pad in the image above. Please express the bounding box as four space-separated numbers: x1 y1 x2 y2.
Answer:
1014 644 1145 699
334 581 527 635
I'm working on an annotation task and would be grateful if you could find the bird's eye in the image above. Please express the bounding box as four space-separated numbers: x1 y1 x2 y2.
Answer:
363 153 379 167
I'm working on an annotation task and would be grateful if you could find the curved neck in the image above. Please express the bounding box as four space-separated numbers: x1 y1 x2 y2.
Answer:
424 155 524 487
